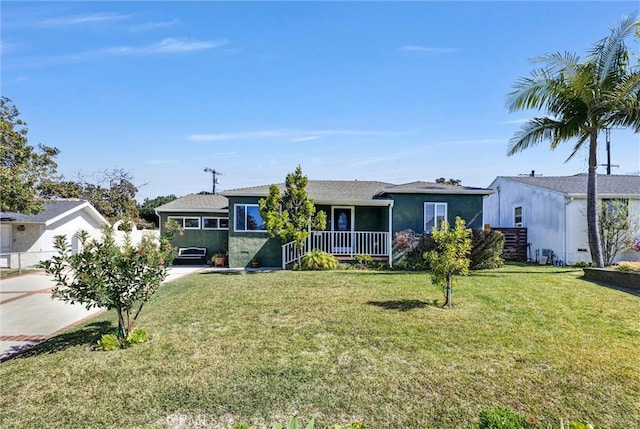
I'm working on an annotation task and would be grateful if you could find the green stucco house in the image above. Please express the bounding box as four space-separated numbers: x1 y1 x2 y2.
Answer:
156 180 492 269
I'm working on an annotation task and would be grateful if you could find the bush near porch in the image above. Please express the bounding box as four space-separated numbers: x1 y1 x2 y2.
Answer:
0 265 637 428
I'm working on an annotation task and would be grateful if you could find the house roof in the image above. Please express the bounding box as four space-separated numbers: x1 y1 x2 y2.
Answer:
499 174 640 196
155 193 229 213
377 181 493 196
224 179 492 203
224 180 395 202
0 199 109 226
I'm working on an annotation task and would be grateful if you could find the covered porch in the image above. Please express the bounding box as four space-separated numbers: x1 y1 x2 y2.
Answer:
282 200 394 268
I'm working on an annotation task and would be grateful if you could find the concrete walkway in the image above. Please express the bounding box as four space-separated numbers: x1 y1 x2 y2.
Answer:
0 266 204 362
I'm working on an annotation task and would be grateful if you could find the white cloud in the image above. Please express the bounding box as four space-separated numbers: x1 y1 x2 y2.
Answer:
400 45 459 54
186 128 399 142
129 20 179 32
39 13 131 26
500 118 531 125
103 38 228 55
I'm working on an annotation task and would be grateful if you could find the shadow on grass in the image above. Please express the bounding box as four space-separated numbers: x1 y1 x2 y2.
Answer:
12 321 114 361
199 269 279 276
367 299 435 311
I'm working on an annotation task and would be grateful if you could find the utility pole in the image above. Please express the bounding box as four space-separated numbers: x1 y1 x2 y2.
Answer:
204 168 221 194
599 128 619 175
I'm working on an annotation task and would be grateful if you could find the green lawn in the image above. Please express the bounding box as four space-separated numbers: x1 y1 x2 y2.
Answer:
0 265 638 428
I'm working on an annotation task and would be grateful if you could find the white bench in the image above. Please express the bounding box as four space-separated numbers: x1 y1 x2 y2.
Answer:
174 247 207 264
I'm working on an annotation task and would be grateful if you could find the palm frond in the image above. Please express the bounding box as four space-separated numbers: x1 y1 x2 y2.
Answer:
534 51 581 77
507 117 573 155
565 131 591 162
591 14 639 84
506 68 562 112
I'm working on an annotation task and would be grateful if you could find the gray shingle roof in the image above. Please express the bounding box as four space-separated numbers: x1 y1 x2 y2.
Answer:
155 194 229 212
223 180 394 202
224 179 492 202
503 174 640 195
0 200 88 223
378 181 493 195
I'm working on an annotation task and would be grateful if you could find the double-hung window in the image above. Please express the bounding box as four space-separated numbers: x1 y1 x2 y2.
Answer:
202 217 229 230
424 202 447 233
514 206 523 227
235 204 265 232
168 216 201 230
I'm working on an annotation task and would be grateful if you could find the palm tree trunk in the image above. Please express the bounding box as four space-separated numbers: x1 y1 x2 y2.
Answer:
587 131 605 267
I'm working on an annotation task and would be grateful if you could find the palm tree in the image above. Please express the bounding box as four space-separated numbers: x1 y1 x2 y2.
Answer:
506 15 640 267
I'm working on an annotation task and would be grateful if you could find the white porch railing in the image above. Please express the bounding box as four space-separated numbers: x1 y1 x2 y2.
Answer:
282 231 389 268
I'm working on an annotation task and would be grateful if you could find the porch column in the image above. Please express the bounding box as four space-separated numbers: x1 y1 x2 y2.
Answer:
388 201 394 267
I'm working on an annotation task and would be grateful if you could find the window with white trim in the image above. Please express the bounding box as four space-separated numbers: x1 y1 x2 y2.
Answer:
424 202 447 233
202 217 229 230
514 206 523 227
168 216 201 230
235 204 265 232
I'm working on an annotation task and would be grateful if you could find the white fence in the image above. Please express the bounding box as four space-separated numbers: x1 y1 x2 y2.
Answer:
282 231 390 268
0 251 58 273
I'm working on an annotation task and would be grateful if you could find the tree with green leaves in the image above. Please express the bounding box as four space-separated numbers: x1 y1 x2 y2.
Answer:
0 96 60 214
138 194 178 227
599 199 640 265
41 224 179 343
425 217 472 309
435 177 462 186
41 168 141 224
506 15 640 267
259 165 327 266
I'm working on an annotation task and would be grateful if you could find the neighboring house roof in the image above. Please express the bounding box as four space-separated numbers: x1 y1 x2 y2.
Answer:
497 174 640 197
155 194 229 213
0 199 109 226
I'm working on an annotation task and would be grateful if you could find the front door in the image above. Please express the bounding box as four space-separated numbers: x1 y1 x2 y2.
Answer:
332 207 354 254
0 224 12 268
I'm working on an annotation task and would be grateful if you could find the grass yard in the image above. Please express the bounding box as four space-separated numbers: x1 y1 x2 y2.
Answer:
0 264 638 428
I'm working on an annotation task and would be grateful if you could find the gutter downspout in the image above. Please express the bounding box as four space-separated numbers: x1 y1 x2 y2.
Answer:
388 200 394 267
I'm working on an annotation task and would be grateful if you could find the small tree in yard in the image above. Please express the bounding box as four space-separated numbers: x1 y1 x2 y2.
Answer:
425 217 472 309
41 224 178 343
259 165 327 265
599 199 640 266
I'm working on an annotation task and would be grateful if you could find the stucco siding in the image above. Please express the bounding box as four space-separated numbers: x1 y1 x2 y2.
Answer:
158 211 229 262
390 193 484 234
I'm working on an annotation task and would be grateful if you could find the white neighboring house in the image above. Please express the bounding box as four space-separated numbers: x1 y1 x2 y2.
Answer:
0 199 109 269
484 174 640 265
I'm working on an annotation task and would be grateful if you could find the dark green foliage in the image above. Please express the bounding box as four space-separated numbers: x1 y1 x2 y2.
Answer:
470 229 506 270
477 406 536 429
393 231 435 271
301 250 339 270
0 96 60 214
138 194 178 227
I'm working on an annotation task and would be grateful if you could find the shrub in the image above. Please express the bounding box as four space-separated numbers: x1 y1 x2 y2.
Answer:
97 334 121 351
573 261 590 268
126 327 149 345
301 250 339 270
477 406 536 429
470 229 505 270
615 261 640 272
354 254 373 269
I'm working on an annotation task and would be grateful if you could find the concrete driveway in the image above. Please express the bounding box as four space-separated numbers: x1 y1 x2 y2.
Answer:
0 266 204 362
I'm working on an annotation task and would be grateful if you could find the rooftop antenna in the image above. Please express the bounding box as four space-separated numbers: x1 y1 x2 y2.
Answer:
598 128 619 175
204 168 222 194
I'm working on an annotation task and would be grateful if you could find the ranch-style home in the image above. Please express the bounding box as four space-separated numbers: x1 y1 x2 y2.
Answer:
156 180 493 268
483 174 640 265
0 199 109 269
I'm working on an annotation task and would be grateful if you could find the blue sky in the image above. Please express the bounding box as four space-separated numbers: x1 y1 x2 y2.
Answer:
2 1 639 201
